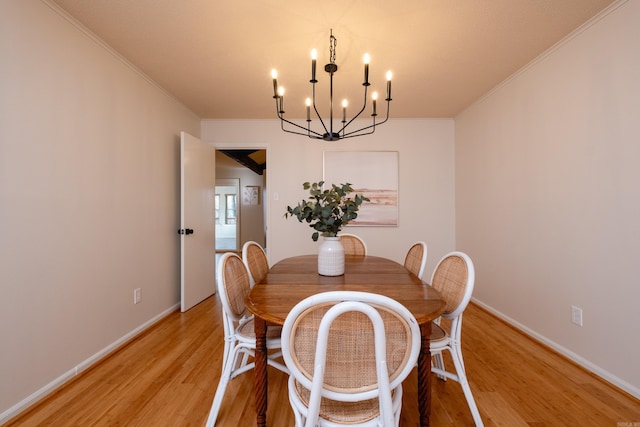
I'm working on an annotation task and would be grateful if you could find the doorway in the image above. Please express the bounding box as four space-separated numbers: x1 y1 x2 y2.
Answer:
215 149 267 254
215 178 240 252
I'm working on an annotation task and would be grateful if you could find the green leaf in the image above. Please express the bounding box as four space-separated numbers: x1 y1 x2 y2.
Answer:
284 180 368 241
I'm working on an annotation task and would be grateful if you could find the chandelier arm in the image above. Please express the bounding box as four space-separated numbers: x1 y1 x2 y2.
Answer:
338 85 369 135
311 82 330 136
377 98 391 124
341 100 391 138
281 125 324 140
328 68 335 138
276 99 325 138
280 115 325 139
341 123 376 138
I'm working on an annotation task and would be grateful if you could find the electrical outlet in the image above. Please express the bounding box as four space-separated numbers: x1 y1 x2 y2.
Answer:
134 288 141 304
571 305 583 326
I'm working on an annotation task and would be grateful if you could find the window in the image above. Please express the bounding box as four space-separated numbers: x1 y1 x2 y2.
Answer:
225 194 237 224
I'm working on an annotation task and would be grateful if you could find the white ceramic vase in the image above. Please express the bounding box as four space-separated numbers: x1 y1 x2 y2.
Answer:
317 236 345 276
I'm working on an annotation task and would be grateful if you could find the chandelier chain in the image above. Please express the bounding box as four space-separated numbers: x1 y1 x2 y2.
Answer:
329 33 337 65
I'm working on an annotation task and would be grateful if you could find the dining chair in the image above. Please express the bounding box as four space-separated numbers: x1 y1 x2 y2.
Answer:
206 253 287 426
429 251 483 426
242 240 269 287
281 291 421 427
403 241 428 280
339 233 367 256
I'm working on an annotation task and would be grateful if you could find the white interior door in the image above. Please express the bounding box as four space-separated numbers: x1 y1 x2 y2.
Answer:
180 131 216 312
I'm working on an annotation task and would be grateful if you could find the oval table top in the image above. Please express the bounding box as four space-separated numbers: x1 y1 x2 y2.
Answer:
246 254 445 325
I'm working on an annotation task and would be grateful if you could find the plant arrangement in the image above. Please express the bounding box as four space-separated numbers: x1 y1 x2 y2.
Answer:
285 181 369 241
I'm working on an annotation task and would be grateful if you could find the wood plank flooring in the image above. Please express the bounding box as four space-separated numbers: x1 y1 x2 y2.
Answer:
6 296 640 426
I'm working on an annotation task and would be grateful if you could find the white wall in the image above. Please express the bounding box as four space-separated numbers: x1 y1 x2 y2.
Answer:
0 1 200 419
202 118 456 270
455 0 640 397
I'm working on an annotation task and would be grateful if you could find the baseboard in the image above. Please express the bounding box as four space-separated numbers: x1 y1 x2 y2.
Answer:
471 298 640 400
0 303 180 424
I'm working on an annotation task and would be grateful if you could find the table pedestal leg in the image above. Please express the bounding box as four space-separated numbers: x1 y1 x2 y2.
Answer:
418 322 433 427
254 317 268 427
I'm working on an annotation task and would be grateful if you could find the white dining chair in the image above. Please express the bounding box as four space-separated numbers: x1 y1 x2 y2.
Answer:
428 251 483 426
206 253 287 426
281 290 420 427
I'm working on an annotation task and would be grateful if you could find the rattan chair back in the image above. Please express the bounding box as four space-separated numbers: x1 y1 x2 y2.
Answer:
339 234 367 256
218 253 251 321
282 291 420 426
430 252 475 319
242 241 269 287
403 241 427 280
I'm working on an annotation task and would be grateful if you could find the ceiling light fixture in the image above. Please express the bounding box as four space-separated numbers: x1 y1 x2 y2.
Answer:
271 30 392 141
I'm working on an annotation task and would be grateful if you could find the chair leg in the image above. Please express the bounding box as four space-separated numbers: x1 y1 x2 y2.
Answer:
450 344 483 427
207 345 251 426
206 351 235 426
432 351 447 381
238 352 250 369
288 391 304 427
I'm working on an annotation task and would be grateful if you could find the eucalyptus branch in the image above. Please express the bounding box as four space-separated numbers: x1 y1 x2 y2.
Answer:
285 181 369 241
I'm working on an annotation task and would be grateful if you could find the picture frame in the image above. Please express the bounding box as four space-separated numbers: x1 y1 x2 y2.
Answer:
243 185 260 205
323 151 398 226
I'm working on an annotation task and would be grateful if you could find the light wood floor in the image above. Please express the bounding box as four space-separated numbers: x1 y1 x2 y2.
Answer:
7 296 640 426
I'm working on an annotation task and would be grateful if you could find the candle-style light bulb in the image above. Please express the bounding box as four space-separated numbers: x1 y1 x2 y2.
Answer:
311 49 317 82
342 99 348 123
372 91 378 116
363 53 370 86
306 97 311 121
277 86 285 113
271 69 278 98
386 71 393 100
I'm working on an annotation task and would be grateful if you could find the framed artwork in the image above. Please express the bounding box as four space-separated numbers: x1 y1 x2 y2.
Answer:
243 185 260 205
323 151 398 226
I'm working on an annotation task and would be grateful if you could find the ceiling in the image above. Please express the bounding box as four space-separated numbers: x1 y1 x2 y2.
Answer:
50 0 615 119
218 149 266 175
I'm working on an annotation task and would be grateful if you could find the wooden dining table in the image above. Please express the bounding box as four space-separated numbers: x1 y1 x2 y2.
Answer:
245 254 446 427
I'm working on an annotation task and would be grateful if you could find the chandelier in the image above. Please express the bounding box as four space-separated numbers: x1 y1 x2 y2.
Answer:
271 30 392 141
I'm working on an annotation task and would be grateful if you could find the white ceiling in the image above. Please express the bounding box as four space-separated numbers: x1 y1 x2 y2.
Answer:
50 0 615 119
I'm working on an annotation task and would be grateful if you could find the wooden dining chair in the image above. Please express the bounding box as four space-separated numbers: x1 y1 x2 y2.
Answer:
429 251 483 426
242 240 269 287
281 291 421 427
206 253 287 426
403 241 427 280
339 233 367 256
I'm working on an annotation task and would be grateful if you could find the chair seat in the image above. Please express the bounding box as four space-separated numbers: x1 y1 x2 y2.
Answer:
429 322 447 343
236 318 283 342
292 376 399 424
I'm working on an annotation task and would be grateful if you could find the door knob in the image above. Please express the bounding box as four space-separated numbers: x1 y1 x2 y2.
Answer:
177 228 195 235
